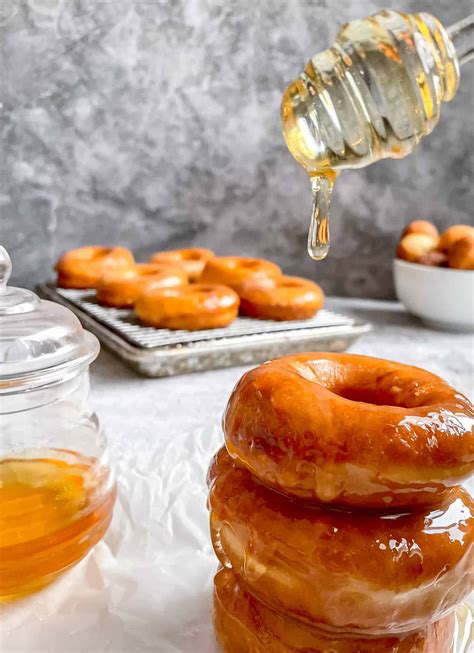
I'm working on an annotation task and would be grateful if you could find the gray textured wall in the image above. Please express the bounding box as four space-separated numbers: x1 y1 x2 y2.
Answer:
2 0 473 297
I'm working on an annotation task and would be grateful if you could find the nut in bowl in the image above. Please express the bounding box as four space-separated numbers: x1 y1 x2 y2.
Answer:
394 221 474 332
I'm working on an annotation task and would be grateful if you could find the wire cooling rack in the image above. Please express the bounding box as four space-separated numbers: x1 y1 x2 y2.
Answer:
38 284 371 377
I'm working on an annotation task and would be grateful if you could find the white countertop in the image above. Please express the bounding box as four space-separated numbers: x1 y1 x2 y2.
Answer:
4 298 473 653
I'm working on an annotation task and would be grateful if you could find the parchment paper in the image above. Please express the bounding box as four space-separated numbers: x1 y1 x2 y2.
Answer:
2 424 222 653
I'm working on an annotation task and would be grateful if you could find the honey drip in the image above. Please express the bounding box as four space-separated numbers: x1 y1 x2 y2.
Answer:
281 10 461 260
0 450 115 600
308 174 335 260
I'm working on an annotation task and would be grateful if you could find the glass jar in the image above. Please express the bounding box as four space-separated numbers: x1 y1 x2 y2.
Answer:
0 246 116 601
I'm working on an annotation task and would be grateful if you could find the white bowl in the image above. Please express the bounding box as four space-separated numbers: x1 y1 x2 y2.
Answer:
393 259 474 332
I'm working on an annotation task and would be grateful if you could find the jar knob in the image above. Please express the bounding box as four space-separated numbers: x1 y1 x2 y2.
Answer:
0 246 12 294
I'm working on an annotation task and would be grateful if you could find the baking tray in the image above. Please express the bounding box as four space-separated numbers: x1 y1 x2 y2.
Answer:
38 283 371 377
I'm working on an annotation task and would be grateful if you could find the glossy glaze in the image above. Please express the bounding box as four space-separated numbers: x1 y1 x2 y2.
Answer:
213 568 456 653
224 353 474 508
200 256 282 292
135 283 239 330
149 248 215 282
208 448 473 634
96 262 188 308
0 452 116 600
56 246 135 289
239 276 325 321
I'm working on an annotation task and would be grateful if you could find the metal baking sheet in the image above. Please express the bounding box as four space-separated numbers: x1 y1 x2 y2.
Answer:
38 283 371 377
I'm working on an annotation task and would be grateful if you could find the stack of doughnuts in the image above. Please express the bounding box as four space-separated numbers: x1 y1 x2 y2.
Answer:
208 352 474 652
56 246 325 331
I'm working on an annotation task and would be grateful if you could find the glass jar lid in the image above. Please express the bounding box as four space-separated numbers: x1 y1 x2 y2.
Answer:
0 246 99 385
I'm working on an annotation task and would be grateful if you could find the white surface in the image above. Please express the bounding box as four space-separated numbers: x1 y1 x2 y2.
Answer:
393 259 474 331
2 298 473 653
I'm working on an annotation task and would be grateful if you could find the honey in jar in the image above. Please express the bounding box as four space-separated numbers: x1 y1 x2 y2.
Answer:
0 247 116 600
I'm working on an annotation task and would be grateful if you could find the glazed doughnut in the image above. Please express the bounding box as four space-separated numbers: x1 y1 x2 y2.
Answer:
223 353 474 509
149 248 214 282
439 225 474 253
56 246 135 289
448 234 474 270
96 263 188 308
401 221 439 239
135 284 239 330
213 568 456 653
396 234 438 263
239 276 325 321
208 448 473 635
200 256 282 292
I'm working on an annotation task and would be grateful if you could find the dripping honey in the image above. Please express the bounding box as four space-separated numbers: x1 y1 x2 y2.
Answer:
281 10 460 259
0 451 115 601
